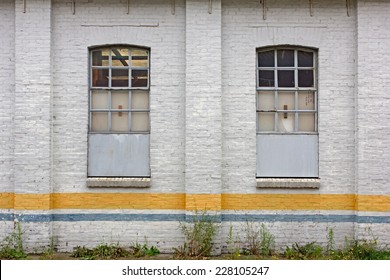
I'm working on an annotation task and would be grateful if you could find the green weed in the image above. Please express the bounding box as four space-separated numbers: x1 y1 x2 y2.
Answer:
0 222 27 260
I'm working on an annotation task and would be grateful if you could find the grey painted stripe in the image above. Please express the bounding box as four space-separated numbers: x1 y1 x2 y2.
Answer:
0 213 389 224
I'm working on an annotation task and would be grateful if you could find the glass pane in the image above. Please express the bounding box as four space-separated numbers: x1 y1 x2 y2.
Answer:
258 113 274 132
298 51 313 67
131 49 149 67
278 92 295 110
258 70 274 87
112 112 129 132
258 50 274 67
112 69 129 87
132 70 148 87
92 49 109 66
92 68 109 87
112 91 129 109
91 90 108 109
278 113 294 132
298 70 314 87
112 48 129 67
132 90 149 109
298 91 315 110
91 112 108 132
298 113 315 132
277 50 294 67
278 70 295 87
258 91 274 111
131 112 149 132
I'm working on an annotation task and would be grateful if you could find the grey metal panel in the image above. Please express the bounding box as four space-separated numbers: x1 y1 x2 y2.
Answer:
88 134 150 177
257 134 318 177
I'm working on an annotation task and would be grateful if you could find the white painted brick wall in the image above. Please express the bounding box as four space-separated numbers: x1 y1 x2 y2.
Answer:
1 0 389 252
14 0 52 194
0 0 15 193
222 0 357 194
51 0 186 194
357 0 390 195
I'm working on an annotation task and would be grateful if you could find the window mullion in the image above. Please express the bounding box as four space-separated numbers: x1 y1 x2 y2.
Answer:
129 90 132 132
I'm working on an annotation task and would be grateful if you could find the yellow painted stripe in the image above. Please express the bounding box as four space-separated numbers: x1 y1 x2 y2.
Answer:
357 195 390 212
51 193 185 210
0 193 389 212
0 193 14 209
185 194 222 211
222 194 356 211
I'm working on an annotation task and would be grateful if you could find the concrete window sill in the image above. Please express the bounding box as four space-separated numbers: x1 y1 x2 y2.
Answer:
256 178 320 189
87 177 151 188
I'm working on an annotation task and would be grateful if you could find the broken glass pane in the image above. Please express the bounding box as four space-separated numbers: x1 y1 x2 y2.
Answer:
278 113 294 132
258 113 274 132
278 70 295 87
298 51 313 67
112 112 129 132
112 69 129 87
92 68 109 87
131 112 149 132
277 50 294 67
132 70 148 87
258 91 274 111
91 112 108 132
258 50 274 67
92 49 109 66
298 70 314 87
259 70 275 87
112 48 129 67
131 49 149 67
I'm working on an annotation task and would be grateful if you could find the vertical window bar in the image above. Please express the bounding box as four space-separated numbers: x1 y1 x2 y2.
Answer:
108 90 112 131
129 90 132 131
274 49 278 87
294 50 298 132
275 90 278 131
315 90 318 132
89 90 92 131
256 92 259 132
294 90 298 132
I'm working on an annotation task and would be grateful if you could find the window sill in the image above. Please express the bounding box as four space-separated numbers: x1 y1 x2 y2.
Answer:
87 177 151 188
256 178 320 189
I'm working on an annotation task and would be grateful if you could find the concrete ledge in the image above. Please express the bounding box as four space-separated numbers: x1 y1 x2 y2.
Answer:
256 178 320 189
87 177 151 188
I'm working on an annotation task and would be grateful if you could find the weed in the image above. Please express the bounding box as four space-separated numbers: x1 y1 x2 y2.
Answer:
243 222 275 256
226 224 241 259
71 243 129 259
0 221 27 260
284 242 323 260
130 238 160 257
326 227 335 254
174 211 218 258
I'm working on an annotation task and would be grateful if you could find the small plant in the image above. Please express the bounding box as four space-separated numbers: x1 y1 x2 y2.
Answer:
326 227 335 254
284 242 323 260
39 237 56 260
0 221 27 260
130 238 160 257
174 211 218 258
71 243 129 259
243 221 275 256
226 224 241 259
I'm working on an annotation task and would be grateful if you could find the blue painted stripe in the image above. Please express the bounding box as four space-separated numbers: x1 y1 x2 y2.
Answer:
1 213 389 223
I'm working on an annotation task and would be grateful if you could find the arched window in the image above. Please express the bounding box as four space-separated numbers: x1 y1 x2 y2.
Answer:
88 46 150 177
256 46 318 178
